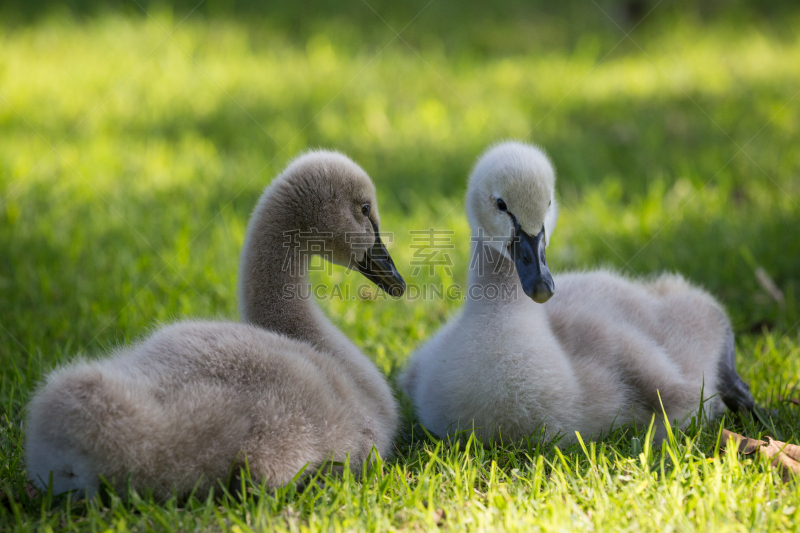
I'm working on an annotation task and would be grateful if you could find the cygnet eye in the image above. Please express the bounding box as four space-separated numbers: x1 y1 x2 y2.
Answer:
361 204 370 217
496 198 507 212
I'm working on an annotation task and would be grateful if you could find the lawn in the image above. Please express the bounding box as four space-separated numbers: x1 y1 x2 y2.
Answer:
1 0 800 530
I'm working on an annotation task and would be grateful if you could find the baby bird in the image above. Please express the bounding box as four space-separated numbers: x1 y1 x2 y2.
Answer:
401 141 754 443
26 151 406 499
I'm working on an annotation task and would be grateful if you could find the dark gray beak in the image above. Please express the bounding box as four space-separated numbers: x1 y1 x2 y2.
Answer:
355 222 406 298
508 216 554 303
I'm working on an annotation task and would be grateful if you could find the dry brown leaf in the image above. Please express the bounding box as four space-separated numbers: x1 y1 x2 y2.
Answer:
721 429 762 454
422 499 446 527
23 484 39 500
433 508 447 527
775 395 800 406
764 437 800 482
765 437 800 462
755 267 785 307
721 429 800 483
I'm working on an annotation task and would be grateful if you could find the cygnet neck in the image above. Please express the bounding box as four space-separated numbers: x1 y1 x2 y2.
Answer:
238 200 347 353
466 229 544 312
236 167 399 437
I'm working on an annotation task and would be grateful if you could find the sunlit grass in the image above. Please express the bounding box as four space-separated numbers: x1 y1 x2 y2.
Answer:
1 4 800 531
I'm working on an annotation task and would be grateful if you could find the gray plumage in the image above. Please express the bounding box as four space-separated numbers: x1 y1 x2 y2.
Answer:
401 141 754 443
26 151 401 499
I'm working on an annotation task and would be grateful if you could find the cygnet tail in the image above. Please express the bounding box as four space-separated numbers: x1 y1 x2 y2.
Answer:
25 364 155 497
716 327 756 414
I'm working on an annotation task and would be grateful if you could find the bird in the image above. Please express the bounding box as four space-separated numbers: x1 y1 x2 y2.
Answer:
25 150 406 499
400 141 755 444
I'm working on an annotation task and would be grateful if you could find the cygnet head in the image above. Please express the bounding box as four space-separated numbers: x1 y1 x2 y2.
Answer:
466 141 558 303
26 428 99 498
243 150 405 297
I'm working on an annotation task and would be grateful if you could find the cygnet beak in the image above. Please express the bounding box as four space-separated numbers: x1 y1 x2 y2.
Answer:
355 221 406 297
508 215 554 304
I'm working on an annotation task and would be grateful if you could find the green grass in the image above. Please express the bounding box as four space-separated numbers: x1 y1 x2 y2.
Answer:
2 1 800 530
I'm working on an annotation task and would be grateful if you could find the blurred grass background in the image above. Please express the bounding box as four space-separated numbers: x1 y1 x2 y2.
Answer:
1 0 800 530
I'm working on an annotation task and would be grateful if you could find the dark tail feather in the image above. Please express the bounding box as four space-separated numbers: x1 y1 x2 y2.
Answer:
717 325 757 414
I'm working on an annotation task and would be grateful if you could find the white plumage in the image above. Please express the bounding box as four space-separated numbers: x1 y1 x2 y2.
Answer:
401 141 754 443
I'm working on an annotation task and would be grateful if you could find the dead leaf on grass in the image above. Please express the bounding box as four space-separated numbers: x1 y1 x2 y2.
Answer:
24 484 39 499
754 267 785 307
422 499 446 527
433 508 446 527
775 395 800 406
721 429 800 482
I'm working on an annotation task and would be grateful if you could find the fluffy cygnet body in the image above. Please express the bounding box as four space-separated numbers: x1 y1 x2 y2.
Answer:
26 151 405 499
401 141 754 443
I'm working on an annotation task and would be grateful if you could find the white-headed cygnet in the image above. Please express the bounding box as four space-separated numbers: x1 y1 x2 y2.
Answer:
401 141 755 443
26 151 406 499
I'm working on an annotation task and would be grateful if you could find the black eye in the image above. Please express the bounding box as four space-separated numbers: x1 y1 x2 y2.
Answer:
548 200 552 207
361 204 370 217
496 198 507 211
